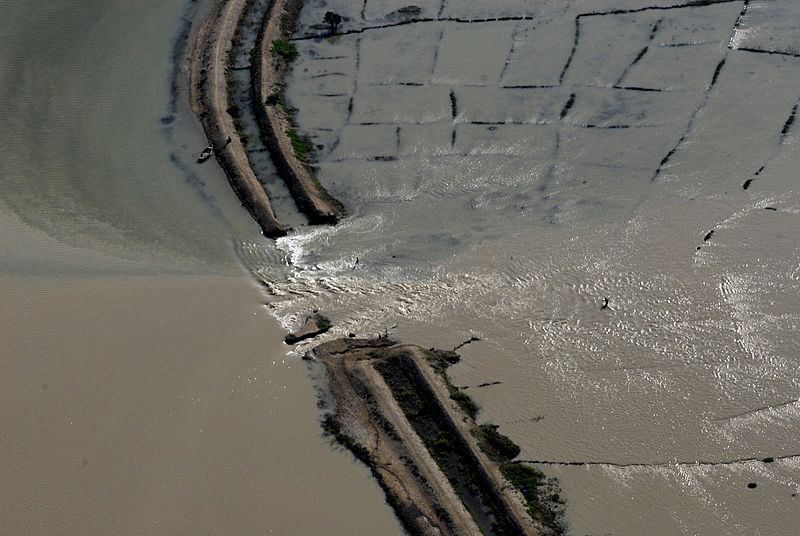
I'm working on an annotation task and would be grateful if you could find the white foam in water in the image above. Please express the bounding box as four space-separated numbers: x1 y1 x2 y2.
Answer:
274 213 386 272
242 0 800 533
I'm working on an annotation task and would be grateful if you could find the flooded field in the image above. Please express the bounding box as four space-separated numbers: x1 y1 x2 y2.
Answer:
3 0 799 534
241 1 800 534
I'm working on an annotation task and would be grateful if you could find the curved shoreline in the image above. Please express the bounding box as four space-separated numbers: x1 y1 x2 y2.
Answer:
252 0 346 223
188 0 344 237
189 0 287 237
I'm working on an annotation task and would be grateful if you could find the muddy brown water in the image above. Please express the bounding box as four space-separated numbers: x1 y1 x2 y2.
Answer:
0 0 403 534
3 0 800 534
247 1 800 534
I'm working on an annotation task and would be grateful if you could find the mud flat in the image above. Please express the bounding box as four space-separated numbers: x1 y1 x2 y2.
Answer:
189 0 287 237
310 338 565 536
252 0 345 223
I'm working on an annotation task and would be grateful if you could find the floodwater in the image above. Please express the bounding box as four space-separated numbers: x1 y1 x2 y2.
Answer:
244 1 799 534
0 1 403 534
3 0 799 534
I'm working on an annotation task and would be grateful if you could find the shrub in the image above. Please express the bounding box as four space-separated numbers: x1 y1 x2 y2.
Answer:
271 39 298 61
266 92 284 106
315 315 331 330
286 128 314 162
451 390 479 419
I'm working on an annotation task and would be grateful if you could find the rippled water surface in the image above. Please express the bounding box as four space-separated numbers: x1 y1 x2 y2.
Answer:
3 0 799 534
242 1 800 534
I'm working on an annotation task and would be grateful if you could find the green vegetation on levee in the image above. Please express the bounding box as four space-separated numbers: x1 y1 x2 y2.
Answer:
375 355 492 533
472 424 520 463
419 348 566 534
271 39 298 61
286 128 314 163
316 315 331 330
450 389 479 419
424 349 481 420
266 91 285 106
500 463 566 534
375 353 526 535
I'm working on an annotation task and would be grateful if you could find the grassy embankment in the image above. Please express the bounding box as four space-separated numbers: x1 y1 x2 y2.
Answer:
375 349 566 535
266 37 343 211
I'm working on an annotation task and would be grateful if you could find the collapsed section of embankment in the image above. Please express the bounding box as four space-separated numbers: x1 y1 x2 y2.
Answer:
310 338 566 536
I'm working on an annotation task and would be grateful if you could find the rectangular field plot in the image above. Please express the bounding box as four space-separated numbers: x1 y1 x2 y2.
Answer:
291 40 357 95
398 123 458 157
318 158 424 203
363 0 440 21
455 86 570 124
558 125 677 172
655 1 743 46
290 94 351 146
432 22 515 86
440 0 565 19
351 84 451 123
453 124 557 159
658 53 800 189
502 17 580 87
731 0 800 55
329 124 399 161
622 43 725 92
358 23 440 84
564 88 697 128
564 11 660 87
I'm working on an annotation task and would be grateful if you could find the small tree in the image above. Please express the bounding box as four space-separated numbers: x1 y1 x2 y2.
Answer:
323 11 342 33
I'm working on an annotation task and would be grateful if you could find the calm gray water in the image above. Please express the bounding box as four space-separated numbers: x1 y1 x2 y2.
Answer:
240 1 800 534
0 0 262 273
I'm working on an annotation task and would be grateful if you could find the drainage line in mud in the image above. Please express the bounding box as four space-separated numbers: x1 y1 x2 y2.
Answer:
520 453 800 468
732 47 800 59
